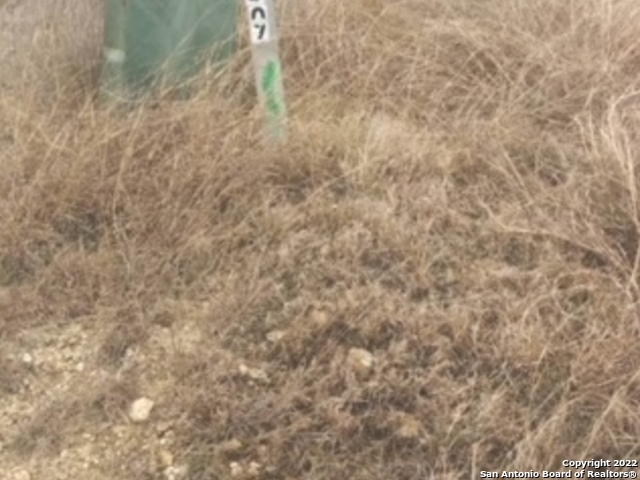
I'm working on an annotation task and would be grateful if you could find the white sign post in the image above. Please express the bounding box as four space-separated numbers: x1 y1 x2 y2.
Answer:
244 0 288 142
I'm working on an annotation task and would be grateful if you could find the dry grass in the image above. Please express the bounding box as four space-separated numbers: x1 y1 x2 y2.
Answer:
3 0 640 478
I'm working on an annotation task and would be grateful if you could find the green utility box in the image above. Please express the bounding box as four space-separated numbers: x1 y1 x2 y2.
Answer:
101 0 238 100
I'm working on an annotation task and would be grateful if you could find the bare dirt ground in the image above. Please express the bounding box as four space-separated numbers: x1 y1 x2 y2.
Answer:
3 1 640 480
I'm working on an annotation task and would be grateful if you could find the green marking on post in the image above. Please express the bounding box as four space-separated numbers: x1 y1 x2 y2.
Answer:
262 59 282 117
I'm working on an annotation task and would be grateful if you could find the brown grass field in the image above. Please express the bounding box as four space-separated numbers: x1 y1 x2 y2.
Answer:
3 0 640 479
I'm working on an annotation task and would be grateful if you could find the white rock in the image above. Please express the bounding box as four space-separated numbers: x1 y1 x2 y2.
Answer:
159 429 175 445
310 309 330 328
247 461 261 477
164 465 188 480
347 348 375 374
266 330 286 342
219 438 243 452
230 462 243 477
128 397 155 422
159 449 174 467
238 364 269 383
12 470 31 480
21 353 33 364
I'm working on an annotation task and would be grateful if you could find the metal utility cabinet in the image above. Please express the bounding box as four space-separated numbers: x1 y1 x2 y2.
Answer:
101 0 238 99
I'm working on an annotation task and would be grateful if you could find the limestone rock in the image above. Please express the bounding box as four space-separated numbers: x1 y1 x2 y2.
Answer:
128 397 155 422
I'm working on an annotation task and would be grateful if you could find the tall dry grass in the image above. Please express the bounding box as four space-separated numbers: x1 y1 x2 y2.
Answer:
3 0 640 478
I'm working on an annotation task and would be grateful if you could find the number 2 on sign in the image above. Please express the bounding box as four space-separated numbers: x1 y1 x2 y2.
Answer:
245 0 271 44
